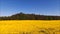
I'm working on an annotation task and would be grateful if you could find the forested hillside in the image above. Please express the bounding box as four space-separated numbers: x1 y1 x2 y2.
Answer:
0 12 60 20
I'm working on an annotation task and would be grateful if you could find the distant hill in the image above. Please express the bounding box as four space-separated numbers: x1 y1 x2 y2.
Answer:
0 12 60 20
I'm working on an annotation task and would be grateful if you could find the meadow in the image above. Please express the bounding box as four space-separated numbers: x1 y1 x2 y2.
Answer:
0 20 60 34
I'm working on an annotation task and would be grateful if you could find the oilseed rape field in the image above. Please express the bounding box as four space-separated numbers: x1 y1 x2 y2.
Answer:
0 20 60 34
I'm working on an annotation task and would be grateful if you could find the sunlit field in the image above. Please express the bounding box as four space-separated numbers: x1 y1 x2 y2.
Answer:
0 20 60 34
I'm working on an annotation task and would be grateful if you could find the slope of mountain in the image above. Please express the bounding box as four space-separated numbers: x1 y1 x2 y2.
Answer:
0 12 60 20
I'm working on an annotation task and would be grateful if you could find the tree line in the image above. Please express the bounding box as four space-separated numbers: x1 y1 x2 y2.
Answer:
0 12 60 20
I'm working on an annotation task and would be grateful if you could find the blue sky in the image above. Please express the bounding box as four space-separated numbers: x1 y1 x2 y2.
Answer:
0 0 60 16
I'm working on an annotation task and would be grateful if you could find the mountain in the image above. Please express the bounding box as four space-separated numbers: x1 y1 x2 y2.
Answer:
0 12 60 20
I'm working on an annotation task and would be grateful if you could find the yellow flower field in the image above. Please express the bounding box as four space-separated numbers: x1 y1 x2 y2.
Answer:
0 20 60 34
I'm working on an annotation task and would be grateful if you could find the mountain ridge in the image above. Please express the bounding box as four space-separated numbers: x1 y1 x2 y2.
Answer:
0 12 60 20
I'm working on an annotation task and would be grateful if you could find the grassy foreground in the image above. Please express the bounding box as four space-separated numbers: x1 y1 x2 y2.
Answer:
0 20 60 34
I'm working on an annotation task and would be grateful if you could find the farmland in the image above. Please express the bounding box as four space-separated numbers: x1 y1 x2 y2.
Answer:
0 20 60 34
